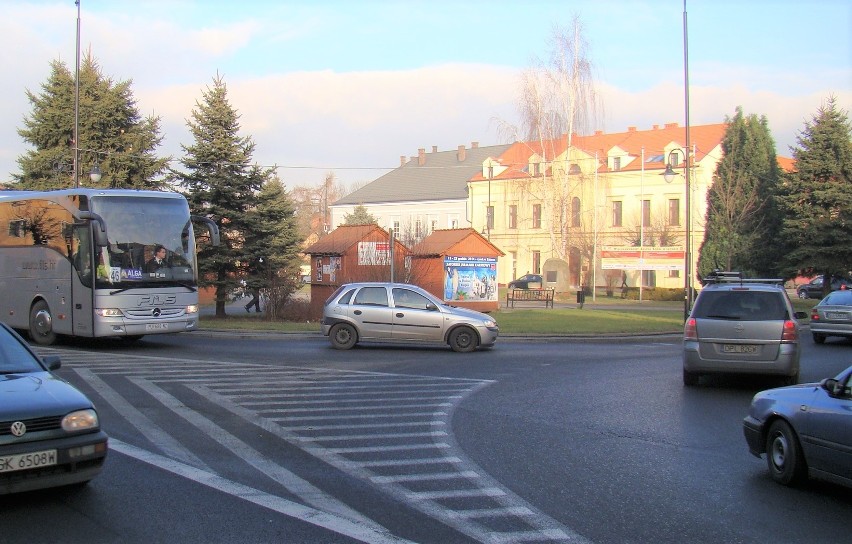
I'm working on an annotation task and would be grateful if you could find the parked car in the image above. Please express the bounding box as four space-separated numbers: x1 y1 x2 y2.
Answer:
682 273 807 386
796 275 852 299
810 289 852 344
743 364 852 488
0 323 108 495
507 274 543 290
322 282 498 352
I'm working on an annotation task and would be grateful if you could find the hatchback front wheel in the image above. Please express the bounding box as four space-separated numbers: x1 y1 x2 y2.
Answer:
766 420 806 486
329 323 358 350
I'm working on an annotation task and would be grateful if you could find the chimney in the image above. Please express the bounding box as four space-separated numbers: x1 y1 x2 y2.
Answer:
471 141 479 149
432 145 438 153
652 124 659 130
627 126 636 132
594 130 603 135
457 145 466 162
418 148 425 166
664 122 679 129
400 155 406 166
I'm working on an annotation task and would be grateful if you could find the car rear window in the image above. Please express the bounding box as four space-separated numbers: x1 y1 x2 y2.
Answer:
692 290 788 321
822 290 852 305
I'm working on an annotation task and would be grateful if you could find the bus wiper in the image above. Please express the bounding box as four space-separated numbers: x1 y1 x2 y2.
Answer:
174 282 197 292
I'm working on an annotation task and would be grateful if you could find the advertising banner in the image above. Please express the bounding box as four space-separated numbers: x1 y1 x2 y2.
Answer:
444 256 498 302
601 246 684 270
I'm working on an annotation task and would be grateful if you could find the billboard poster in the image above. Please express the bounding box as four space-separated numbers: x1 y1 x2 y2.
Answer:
358 241 390 265
444 256 498 302
600 246 684 270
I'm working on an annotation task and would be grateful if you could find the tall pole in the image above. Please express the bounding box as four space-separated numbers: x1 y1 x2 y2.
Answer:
486 164 493 240
682 0 692 320
73 0 81 188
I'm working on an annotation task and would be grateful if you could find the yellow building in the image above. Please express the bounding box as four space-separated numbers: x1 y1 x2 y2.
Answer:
467 122 727 294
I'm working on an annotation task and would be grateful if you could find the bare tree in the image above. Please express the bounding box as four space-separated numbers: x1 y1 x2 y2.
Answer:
499 17 601 268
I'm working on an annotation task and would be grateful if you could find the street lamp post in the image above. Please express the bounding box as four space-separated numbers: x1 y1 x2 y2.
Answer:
663 0 692 320
486 164 493 240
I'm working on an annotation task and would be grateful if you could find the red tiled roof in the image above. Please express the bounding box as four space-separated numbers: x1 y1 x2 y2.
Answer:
777 156 796 173
470 123 728 180
302 224 386 255
410 228 503 256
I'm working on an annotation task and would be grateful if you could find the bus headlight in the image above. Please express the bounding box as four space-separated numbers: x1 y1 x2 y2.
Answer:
95 308 123 317
186 305 199 314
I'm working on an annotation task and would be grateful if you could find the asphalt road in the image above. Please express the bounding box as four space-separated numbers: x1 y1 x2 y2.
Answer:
2 331 849 543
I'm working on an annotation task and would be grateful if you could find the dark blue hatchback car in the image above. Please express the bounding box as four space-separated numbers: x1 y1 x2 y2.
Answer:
0 323 108 494
743 365 852 488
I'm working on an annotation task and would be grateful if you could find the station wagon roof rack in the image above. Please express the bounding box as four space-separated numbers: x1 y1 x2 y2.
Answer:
702 270 784 286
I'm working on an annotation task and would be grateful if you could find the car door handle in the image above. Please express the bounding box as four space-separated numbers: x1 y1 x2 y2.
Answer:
354 310 362 315
396 313 404 318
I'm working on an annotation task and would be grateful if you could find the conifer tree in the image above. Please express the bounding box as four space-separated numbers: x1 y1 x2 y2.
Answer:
697 107 781 278
242 176 303 317
343 204 377 225
15 55 167 189
778 96 852 292
175 74 277 317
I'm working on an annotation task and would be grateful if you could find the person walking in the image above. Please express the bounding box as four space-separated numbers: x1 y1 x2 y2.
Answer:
244 289 261 313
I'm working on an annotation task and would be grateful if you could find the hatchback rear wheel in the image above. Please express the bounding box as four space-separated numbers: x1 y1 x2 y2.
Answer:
329 323 357 350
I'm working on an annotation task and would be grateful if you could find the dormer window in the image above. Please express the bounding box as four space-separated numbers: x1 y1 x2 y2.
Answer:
569 163 581 175
613 157 621 171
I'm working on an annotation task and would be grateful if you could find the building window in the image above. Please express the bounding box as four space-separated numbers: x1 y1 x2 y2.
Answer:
571 197 581 227
486 205 494 231
508 205 517 229
613 156 621 171
448 214 459 229
532 203 542 229
532 250 541 274
668 198 680 226
642 199 651 229
612 201 622 227
391 220 400 238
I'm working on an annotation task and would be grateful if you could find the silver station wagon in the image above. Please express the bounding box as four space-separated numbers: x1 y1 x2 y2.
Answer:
322 282 499 352
683 273 807 386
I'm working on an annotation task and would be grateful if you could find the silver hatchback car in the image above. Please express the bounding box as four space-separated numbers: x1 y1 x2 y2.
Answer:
683 274 807 386
322 282 499 352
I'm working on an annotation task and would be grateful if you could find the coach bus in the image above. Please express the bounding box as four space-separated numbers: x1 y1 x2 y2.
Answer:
0 189 219 345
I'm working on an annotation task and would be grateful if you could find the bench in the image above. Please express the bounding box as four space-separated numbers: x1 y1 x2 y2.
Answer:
506 288 555 308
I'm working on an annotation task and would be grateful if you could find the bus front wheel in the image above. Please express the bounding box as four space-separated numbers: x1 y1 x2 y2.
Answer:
29 300 57 346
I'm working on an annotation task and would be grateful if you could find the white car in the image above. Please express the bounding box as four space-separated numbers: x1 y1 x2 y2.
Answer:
322 282 499 352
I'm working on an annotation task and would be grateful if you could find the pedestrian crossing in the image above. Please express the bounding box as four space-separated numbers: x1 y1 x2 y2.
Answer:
39 347 588 544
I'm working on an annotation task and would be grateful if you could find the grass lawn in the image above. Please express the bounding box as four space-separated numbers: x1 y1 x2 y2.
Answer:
200 294 816 336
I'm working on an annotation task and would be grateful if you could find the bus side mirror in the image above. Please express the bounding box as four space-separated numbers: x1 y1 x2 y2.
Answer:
191 215 220 246
78 211 109 247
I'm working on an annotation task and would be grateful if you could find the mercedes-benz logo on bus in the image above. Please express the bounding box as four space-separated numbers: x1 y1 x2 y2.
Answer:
11 421 26 437
152 308 162 318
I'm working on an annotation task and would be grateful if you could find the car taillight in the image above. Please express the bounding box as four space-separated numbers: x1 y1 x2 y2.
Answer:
781 320 798 343
684 318 697 341
810 311 819 321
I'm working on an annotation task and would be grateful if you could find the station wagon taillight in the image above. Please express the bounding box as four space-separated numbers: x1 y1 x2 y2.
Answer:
684 318 697 341
781 320 798 343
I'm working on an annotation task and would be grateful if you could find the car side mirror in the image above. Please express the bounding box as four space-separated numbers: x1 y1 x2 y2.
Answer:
42 355 62 370
426 303 438 311
821 378 850 398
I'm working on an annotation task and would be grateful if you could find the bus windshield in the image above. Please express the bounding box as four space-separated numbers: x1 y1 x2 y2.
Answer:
90 195 198 289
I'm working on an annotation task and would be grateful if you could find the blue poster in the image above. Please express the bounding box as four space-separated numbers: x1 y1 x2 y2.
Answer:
444 256 497 302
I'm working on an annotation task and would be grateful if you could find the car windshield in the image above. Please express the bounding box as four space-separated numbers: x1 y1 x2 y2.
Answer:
693 290 788 321
0 331 42 374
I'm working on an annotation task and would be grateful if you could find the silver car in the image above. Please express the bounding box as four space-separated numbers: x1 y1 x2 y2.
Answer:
321 282 499 352
683 276 807 386
809 288 852 344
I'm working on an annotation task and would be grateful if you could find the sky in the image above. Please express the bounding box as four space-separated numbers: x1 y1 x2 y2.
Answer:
1 0 850 189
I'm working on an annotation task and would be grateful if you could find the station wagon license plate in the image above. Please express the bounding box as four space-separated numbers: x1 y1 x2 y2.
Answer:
0 449 57 473
722 344 757 354
826 312 849 320
146 323 168 331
